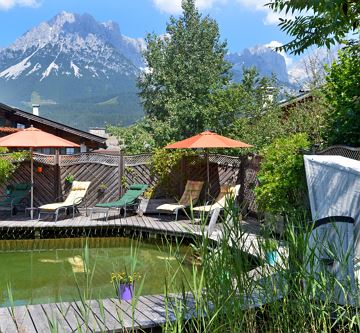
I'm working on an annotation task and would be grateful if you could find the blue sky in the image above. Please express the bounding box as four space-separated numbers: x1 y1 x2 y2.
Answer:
0 0 294 63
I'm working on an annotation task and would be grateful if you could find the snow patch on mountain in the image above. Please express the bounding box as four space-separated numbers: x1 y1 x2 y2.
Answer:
70 61 81 78
0 48 39 79
27 63 41 75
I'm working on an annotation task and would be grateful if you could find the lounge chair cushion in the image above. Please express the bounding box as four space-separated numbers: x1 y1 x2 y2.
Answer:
193 184 240 213
39 181 91 211
14 183 31 191
0 183 31 207
156 203 185 213
156 180 204 213
178 180 204 206
95 184 148 208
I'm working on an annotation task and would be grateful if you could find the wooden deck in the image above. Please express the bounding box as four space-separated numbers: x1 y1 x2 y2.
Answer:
0 212 284 332
0 211 264 257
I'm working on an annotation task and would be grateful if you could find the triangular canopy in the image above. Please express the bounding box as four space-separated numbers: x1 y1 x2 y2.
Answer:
0 126 79 148
165 131 252 149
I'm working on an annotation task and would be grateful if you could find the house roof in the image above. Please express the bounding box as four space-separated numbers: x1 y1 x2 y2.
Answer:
0 102 107 149
278 91 313 110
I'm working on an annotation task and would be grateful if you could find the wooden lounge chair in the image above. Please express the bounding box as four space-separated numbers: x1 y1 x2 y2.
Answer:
193 184 240 215
0 183 31 216
91 183 148 220
156 180 204 221
38 181 91 221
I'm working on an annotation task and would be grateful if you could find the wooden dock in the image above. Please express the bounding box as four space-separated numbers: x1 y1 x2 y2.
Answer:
0 294 184 333
0 213 283 332
0 212 263 257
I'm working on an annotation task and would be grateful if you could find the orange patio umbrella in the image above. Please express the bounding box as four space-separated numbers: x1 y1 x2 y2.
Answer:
165 131 252 194
0 126 79 218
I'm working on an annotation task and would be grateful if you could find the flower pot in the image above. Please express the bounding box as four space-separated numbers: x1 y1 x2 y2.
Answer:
265 251 278 266
117 283 134 301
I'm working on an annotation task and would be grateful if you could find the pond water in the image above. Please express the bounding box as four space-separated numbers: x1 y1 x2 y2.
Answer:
0 237 194 307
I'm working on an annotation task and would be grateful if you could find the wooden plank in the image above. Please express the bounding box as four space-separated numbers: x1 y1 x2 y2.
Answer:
101 298 135 329
121 299 156 329
41 303 74 333
71 301 102 332
0 307 18 333
141 295 176 321
55 301 89 332
27 304 53 333
128 297 165 327
86 299 121 332
11 305 37 333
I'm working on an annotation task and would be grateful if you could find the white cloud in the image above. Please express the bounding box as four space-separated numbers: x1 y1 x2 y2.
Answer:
0 0 40 10
236 0 294 25
152 0 225 14
265 40 293 66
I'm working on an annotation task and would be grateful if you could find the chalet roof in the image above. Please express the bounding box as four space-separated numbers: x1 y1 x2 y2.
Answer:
0 102 106 148
278 91 313 110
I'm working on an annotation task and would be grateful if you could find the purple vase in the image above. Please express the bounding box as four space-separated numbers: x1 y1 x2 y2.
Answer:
118 283 134 301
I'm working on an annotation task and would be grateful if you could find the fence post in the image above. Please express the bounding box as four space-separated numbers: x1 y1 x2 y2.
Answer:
180 155 186 197
54 149 60 201
119 151 124 197
239 155 246 212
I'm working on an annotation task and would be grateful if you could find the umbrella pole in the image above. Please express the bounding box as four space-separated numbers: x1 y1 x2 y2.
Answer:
30 148 34 220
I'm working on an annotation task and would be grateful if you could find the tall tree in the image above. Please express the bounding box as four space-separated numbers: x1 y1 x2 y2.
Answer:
138 0 231 141
267 0 360 54
324 43 360 146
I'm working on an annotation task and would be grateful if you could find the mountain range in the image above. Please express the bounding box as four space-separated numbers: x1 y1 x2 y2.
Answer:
0 11 297 131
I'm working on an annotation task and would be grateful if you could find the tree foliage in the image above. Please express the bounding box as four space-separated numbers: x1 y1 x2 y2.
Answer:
267 0 360 54
324 43 360 146
0 148 27 185
255 133 310 215
138 0 231 141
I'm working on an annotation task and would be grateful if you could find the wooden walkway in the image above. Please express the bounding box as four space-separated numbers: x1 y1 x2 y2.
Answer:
0 213 283 332
0 294 186 333
0 211 263 257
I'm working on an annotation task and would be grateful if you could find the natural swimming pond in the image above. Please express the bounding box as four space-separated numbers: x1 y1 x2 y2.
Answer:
0 237 194 307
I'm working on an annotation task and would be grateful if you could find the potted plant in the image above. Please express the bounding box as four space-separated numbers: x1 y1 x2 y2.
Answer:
263 239 278 266
111 271 141 301
98 183 108 194
65 174 75 184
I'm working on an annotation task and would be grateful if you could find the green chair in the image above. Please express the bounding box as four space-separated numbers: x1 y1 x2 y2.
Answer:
91 184 148 220
0 183 31 216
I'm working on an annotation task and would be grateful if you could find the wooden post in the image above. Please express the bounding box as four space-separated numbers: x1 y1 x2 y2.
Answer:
119 150 124 197
180 155 186 197
239 155 246 212
54 148 60 201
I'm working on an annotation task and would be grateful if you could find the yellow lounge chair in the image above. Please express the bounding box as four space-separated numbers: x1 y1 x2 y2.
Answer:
38 181 91 221
193 184 240 214
156 180 204 221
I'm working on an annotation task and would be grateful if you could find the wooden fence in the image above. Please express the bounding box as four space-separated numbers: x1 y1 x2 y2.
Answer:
2 152 261 213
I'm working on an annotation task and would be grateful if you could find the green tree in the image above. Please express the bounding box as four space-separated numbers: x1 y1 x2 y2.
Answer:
256 133 310 216
267 0 360 54
0 148 27 185
324 43 360 146
138 0 231 142
107 121 155 154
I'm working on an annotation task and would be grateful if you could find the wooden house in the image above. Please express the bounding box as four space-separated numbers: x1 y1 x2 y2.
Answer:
0 102 107 154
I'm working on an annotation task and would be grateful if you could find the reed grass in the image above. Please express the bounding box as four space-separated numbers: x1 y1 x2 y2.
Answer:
160 200 360 333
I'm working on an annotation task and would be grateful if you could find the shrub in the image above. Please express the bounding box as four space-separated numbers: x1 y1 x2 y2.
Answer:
255 133 310 217
0 148 27 185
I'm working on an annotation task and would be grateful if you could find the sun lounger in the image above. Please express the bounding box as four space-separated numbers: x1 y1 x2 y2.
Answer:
156 180 204 221
0 183 31 216
91 183 148 220
38 181 91 221
193 184 240 215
